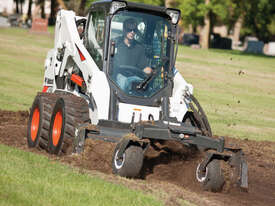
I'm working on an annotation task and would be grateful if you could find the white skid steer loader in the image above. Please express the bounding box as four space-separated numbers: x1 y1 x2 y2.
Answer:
27 0 248 192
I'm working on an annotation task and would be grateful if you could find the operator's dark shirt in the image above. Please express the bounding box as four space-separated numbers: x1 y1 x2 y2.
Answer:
113 38 147 70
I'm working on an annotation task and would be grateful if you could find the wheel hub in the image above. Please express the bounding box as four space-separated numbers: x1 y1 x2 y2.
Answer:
52 110 63 146
196 163 209 183
114 150 125 169
31 107 40 141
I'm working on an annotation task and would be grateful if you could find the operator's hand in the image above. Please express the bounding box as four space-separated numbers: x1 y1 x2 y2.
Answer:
143 67 153 75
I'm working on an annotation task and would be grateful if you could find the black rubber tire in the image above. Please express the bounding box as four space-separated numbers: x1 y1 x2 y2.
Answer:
27 95 43 148
196 159 225 192
27 93 57 148
112 144 144 178
38 93 58 150
48 94 89 155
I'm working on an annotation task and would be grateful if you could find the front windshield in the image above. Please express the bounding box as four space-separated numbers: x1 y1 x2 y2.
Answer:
108 11 171 98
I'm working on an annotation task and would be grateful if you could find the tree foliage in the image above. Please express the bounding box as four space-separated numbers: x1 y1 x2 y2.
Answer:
178 0 275 42
178 0 204 30
61 0 275 42
129 0 165 6
241 0 275 42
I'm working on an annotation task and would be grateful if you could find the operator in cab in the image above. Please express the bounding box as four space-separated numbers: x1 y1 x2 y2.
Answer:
113 18 153 93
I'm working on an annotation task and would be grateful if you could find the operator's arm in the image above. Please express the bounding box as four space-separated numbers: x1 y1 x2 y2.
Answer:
136 43 152 74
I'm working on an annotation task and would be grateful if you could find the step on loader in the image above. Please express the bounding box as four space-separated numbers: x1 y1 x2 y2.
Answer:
27 0 248 192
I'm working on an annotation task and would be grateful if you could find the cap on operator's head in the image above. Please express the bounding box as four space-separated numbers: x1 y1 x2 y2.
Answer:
123 18 137 34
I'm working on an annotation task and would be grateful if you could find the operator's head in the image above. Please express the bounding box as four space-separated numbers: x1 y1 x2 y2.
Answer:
123 18 137 41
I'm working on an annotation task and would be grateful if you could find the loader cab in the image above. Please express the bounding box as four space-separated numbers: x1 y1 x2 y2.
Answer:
108 11 171 98
86 0 180 120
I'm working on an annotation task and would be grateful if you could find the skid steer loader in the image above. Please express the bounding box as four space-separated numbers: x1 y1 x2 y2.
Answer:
27 0 248 192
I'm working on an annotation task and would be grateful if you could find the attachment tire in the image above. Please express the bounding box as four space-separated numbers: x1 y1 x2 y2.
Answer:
196 159 225 192
112 144 144 178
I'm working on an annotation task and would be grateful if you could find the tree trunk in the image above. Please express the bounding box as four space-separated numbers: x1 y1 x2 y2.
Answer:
232 14 244 48
27 0 33 19
165 0 176 8
57 0 67 9
49 0 57 25
20 0 23 14
40 0 45 18
15 0 19 14
78 0 87 16
201 0 210 49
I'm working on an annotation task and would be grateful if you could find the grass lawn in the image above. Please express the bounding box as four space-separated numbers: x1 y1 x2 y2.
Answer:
176 47 275 141
1 27 275 141
0 144 163 206
0 27 53 111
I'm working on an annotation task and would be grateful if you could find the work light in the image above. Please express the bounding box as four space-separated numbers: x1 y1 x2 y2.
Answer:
110 1 127 14
166 9 180 25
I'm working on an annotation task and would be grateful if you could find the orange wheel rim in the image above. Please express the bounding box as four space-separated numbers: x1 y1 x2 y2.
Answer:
31 107 40 141
52 110 63 146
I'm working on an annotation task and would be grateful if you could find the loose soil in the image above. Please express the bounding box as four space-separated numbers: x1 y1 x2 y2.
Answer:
1 110 275 206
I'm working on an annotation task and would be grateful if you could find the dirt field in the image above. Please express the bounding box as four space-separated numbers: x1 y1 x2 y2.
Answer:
0 110 275 206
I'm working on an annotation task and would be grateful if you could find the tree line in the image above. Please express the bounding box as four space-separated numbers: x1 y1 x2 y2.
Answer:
130 0 275 48
14 0 275 48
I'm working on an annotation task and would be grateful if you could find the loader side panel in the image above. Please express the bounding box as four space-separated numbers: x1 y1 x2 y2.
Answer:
90 70 110 120
44 10 111 120
43 49 57 91
170 71 194 122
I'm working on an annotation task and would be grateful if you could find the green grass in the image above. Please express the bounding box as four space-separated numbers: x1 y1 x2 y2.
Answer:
0 27 53 110
176 46 275 141
0 144 163 206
